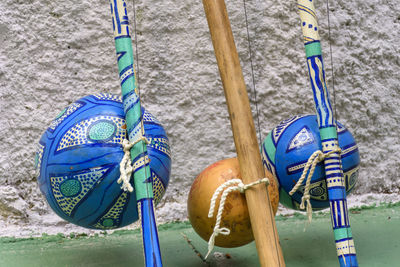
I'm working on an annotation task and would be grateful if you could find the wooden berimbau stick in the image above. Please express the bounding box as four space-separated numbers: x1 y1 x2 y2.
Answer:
202 0 285 266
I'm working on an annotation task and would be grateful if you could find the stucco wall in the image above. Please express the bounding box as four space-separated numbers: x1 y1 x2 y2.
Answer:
0 0 399 236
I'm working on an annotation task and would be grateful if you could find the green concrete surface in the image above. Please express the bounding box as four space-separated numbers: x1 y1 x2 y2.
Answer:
1 203 399 267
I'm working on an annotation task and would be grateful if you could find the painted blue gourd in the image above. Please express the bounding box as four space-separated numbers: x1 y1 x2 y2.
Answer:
35 93 171 229
262 115 359 211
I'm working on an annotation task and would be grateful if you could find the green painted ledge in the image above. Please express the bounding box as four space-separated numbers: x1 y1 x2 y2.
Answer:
1 203 399 267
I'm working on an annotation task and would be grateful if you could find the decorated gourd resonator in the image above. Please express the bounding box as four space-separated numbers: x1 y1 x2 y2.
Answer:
35 93 171 229
262 115 359 211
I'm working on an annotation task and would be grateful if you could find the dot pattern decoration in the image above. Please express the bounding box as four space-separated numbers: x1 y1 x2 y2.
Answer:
92 93 122 103
123 91 140 115
50 166 110 217
49 103 82 131
55 108 66 120
92 191 129 229
34 143 45 172
132 155 150 172
143 111 162 125
87 121 117 142
322 140 339 153
298 0 320 43
120 67 134 84
287 126 315 152
37 94 171 230
326 176 346 188
147 137 171 158
59 179 82 197
152 172 166 205
56 116 125 152
127 120 143 143
336 239 356 256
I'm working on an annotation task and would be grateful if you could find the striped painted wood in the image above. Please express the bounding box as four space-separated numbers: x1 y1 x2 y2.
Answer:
109 0 162 266
297 0 358 266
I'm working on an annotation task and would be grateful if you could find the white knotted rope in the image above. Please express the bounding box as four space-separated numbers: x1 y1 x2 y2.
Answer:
118 137 150 192
205 177 270 259
289 148 342 223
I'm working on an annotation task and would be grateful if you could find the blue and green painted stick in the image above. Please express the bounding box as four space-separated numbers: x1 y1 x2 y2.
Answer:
297 0 358 266
109 0 162 266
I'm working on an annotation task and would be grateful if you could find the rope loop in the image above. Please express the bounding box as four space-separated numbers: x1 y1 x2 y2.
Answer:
205 177 270 259
289 148 341 222
118 136 151 192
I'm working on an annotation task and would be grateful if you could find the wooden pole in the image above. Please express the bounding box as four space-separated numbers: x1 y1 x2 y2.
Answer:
202 1 285 266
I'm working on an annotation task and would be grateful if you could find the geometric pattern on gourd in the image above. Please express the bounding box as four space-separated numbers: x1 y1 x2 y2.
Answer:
336 122 346 134
341 144 358 158
152 171 166 206
308 180 327 200
286 145 358 177
345 166 359 190
291 179 327 201
92 93 122 103
287 161 308 175
132 155 150 172
56 116 126 151
147 137 171 157
49 103 82 131
35 143 45 172
50 166 110 216
143 110 161 125
92 191 129 229
272 116 301 144
287 126 315 152
261 147 277 178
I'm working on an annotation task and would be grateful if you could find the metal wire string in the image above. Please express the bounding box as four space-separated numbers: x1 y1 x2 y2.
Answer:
326 1 353 265
131 0 156 259
243 0 263 150
243 1 283 266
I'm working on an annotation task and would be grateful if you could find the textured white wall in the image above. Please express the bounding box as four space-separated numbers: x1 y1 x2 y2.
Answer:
0 0 399 235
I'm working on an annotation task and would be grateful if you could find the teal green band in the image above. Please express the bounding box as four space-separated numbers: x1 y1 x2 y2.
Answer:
264 134 276 165
305 42 322 58
334 227 353 240
115 38 134 68
320 127 338 140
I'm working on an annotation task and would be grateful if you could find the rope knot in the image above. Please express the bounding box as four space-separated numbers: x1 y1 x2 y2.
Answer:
122 139 133 152
205 177 269 259
237 182 246 193
118 136 151 193
316 151 325 161
289 148 341 223
215 227 230 236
